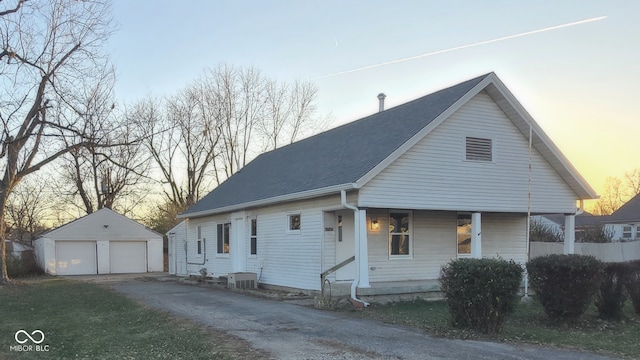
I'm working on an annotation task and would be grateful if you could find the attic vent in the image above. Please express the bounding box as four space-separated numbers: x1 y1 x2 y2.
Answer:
465 137 493 162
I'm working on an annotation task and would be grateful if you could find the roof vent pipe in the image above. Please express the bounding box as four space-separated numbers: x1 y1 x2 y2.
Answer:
377 93 386 112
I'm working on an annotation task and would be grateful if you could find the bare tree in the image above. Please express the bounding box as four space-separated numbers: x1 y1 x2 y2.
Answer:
5 176 51 245
260 80 320 151
132 64 324 220
130 89 220 209
591 168 640 215
54 69 151 216
0 0 115 282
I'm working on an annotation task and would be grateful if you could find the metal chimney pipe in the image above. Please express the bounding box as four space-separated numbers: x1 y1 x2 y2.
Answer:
377 93 386 112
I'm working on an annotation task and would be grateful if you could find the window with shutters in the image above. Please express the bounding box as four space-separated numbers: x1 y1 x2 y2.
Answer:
465 136 493 162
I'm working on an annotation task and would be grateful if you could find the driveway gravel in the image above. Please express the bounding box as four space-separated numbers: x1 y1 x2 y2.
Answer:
111 279 617 360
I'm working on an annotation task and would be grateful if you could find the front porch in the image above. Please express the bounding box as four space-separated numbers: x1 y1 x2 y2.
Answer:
327 279 443 304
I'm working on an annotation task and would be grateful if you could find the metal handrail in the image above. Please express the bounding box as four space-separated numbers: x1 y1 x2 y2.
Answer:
320 255 355 298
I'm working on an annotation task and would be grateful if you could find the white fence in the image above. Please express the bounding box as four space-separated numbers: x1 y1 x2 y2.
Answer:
531 241 640 263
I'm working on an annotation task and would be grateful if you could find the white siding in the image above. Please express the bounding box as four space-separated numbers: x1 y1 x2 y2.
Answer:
185 194 343 290
366 210 527 282
359 92 578 214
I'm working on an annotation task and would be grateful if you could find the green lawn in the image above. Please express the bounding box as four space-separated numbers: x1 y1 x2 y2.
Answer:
0 277 259 360
358 298 640 359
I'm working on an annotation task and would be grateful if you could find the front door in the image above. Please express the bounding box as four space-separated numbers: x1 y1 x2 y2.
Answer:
232 213 246 273
335 210 355 281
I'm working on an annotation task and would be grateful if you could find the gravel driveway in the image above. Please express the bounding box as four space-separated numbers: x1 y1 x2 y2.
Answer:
111 279 616 360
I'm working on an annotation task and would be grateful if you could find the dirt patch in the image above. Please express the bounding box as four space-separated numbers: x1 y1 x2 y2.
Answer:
208 327 273 360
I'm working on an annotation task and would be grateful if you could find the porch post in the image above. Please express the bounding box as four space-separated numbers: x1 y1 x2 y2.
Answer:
471 212 482 259
564 214 575 254
357 209 370 287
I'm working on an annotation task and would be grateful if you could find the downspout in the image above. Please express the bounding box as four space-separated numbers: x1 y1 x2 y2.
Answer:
524 124 532 299
576 199 585 215
341 190 369 307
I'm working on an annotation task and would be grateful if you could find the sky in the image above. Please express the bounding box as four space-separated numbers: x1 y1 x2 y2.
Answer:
109 1 640 200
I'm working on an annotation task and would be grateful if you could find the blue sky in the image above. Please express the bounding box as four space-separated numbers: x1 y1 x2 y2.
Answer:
109 1 640 196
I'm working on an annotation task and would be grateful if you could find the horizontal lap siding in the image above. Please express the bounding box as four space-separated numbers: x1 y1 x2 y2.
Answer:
367 211 528 282
250 195 340 291
481 213 528 265
359 92 577 214
368 210 456 282
185 215 232 276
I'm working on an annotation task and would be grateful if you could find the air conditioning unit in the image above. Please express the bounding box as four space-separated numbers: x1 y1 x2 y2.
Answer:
227 272 257 290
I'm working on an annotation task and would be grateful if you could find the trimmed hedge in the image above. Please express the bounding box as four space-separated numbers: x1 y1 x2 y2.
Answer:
440 258 523 334
626 260 640 315
526 254 603 321
595 262 630 320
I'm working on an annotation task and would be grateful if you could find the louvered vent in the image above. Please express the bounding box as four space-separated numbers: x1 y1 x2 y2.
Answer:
465 137 492 161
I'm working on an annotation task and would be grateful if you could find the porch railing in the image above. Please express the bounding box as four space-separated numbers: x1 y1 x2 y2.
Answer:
320 255 355 298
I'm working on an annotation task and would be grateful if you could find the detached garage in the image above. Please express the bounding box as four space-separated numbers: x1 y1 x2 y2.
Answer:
34 208 163 275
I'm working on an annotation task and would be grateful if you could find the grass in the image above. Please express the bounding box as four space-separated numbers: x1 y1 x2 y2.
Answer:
357 298 640 359
0 277 260 360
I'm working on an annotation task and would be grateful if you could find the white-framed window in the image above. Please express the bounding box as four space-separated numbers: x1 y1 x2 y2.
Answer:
217 222 230 254
622 226 633 239
457 214 472 256
389 211 412 256
636 225 640 240
465 136 493 162
250 218 257 256
287 213 301 233
196 225 203 255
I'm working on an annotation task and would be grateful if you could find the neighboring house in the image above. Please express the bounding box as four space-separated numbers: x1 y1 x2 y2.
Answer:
175 73 597 301
532 212 608 240
34 208 164 275
535 194 640 242
5 240 32 259
605 193 640 241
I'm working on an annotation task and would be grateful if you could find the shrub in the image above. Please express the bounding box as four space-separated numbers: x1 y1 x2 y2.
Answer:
0 250 44 278
625 260 640 315
595 262 630 320
576 225 613 243
440 258 523 334
529 219 563 242
526 254 603 321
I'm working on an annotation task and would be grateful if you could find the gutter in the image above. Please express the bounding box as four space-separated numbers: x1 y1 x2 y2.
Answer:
178 183 355 219
341 190 369 307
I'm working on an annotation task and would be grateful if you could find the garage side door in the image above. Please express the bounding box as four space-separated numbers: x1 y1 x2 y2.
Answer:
56 241 97 275
110 242 147 274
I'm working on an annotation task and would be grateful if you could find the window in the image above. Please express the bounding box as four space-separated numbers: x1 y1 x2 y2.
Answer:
196 225 203 255
217 223 230 254
288 214 301 231
457 214 472 255
466 137 492 162
389 212 411 256
250 218 257 255
337 215 343 242
636 225 640 240
622 226 632 239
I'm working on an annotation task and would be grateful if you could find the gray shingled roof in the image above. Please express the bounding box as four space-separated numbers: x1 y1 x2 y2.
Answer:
609 193 640 222
181 73 490 216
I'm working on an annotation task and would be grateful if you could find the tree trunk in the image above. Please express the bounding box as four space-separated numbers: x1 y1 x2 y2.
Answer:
0 192 10 284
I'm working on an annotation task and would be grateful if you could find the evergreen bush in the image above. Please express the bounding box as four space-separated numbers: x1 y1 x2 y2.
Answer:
526 254 603 321
625 260 640 315
595 262 630 320
440 258 523 334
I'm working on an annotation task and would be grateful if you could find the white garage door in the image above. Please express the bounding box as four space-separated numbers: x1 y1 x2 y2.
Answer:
56 241 97 275
110 242 147 274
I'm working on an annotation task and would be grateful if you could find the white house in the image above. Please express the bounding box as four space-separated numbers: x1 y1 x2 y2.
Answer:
604 193 640 241
35 208 164 275
175 73 598 303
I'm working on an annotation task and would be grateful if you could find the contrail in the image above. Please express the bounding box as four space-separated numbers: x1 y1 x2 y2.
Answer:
314 16 607 80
